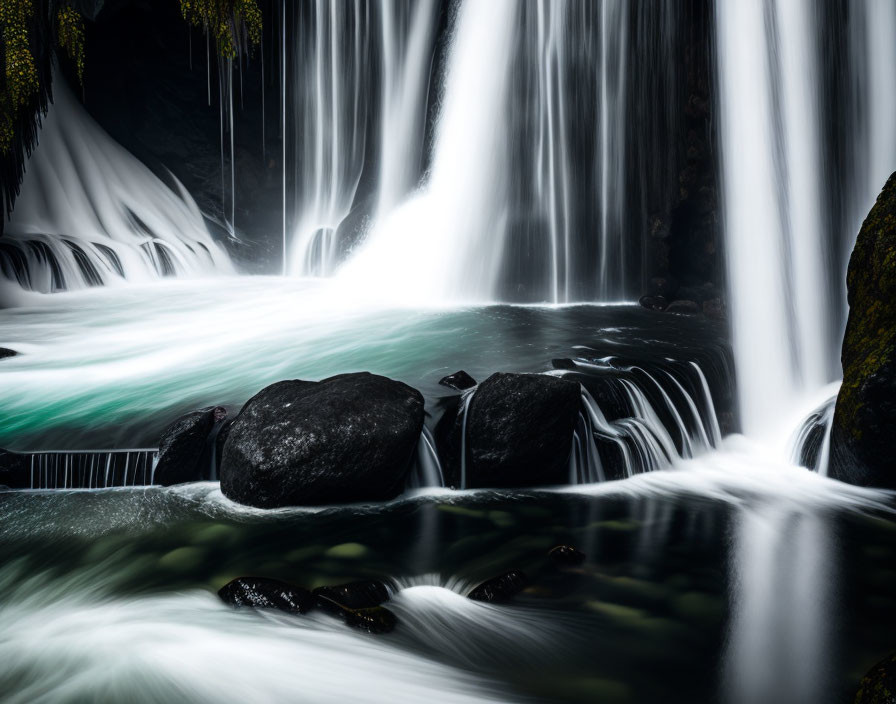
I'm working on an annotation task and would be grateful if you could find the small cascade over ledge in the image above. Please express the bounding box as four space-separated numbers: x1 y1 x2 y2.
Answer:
0 80 232 301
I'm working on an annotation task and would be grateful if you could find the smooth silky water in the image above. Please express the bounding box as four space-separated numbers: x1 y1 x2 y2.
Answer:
0 458 894 704
0 279 894 704
2 0 896 702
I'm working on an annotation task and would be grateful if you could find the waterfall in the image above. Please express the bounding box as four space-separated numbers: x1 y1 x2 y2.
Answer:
287 0 374 276
289 0 650 303
0 80 232 300
336 0 517 303
715 0 828 440
716 0 896 441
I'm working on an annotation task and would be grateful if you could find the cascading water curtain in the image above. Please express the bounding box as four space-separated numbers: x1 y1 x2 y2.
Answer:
715 0 896 443
286 0 682 304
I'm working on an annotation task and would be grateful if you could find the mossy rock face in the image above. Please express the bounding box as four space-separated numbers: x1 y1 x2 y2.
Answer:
831 172 896 489
855 652 896 704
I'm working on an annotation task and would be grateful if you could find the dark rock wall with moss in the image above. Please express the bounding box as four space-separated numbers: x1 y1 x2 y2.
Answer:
830 172 896 489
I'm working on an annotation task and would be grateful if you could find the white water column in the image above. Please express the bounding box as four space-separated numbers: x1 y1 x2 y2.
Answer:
715 0 829 441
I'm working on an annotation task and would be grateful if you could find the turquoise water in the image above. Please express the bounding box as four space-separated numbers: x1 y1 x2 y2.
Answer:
0 277 726 449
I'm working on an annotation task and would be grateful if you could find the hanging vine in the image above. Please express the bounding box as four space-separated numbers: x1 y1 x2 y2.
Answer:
0 0 265 233
179 0 262 59
0 0 40 154
55 5 84 82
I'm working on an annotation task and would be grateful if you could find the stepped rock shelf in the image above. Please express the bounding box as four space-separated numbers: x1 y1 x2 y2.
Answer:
0 340 732 504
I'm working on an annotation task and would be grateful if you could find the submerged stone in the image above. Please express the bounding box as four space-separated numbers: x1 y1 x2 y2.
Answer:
638 295 668 312
154 406 226 486
549 544 586 566
220 372 424 508
468 569 528 603
831 172 896 489
218 576 315 614
0 347 17 359
439 370 477 391
313 579 390 611
855 652 896 704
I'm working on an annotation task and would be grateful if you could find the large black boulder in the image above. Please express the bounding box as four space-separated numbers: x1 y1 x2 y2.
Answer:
441 372 580 488
831 173 896 488
220 372 425 508
0 347 17 360
153 406 227 486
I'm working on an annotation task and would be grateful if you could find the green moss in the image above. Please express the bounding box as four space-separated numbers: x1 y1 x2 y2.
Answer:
835 173 896 446
854 652 896 703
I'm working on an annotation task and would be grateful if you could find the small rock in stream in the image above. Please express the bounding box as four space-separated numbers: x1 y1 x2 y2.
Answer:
439 370 477 391
0 347 17 360
468 570 529 603
218 576 315 614
549 544 587 566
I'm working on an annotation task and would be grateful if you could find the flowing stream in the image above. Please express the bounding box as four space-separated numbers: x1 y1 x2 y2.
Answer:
1 1 896 703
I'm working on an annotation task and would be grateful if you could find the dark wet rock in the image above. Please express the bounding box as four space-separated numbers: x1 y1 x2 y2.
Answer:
220 372 425 508
153 406 227 486
213 418 234 477
855 652 896 704
665 299 701 315
439 370 477 391
0 347 16 359
468 570 529 603
551 358 578 371
0 449 28 488
441 372 580 488
549 545 587 567
313 580 390 611
702 297 726 320
639 295 668 312
217 577 315 614
831 173 896 489
344 606 397 634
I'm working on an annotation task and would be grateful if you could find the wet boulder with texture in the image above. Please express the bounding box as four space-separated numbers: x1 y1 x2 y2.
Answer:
831 173 896 489
220 372 425 508
218 577 315 614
